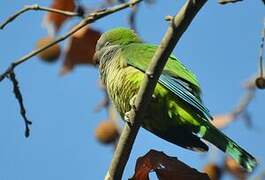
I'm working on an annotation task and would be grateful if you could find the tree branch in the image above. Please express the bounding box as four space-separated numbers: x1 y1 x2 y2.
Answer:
128 4 138 32
213 18 265 128
255 18 265 89
105 0 207 179
218 0 243 4
231 82 255 117
212 79 256 129
0 4 82 30
8 71 32 137
258 18 265 78
0 0 143 82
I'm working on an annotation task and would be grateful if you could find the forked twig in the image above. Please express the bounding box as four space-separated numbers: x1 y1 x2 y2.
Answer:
0 0 143 82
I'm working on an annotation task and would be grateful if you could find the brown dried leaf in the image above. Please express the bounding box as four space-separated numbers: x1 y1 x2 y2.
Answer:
211 114 235 129
130 149 210 180
203 163 222 180
225 157 247 179
60 26 101 74
45 0 76 32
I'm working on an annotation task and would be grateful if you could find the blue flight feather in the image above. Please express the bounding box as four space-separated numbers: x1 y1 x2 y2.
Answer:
159 74 212 120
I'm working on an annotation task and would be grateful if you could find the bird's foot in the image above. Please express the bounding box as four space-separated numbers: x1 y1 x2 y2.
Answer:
124 111 132 126
124 96 137 126
129 95 137 110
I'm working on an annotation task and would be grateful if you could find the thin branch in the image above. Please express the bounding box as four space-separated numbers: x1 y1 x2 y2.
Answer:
218 0 243 4
105 0 207 179
8 71 32 137
94 87 110 112
258 18 265 77
231 84 255 117
214 19 265 128
212 79 256 129
0 4 82 30
0 0 143 82
94 95 109 112
128 4 138 32
255 18 265 89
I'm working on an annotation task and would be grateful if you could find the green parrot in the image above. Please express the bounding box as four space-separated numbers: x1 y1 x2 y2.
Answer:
95 27 257 172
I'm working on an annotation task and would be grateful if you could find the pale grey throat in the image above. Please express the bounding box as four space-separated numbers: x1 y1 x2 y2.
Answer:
97 45 120 85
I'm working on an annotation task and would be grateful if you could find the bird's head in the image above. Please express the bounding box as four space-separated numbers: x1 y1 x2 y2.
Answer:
94 28 142 63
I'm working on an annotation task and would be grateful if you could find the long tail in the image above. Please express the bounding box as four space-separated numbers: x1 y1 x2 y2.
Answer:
198 122 257 172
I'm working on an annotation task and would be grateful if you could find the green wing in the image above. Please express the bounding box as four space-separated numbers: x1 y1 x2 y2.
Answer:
121 43 258 172
121 43 212 120
122 44 200 92
121 43 257 172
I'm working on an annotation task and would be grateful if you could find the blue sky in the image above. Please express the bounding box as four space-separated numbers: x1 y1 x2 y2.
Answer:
0 0 264 179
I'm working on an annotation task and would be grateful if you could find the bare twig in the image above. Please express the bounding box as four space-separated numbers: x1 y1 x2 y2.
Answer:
0 4 82 30
8 71 32 137
231 83 255 117
213 19 265 129
230 81 256 128
105 0 207 179
0 0 143 82
94 89 110 112
255 18 265 89
218 0 243 4
258 18 265 78
94 96 110 112
94 80 110 112
212 79 256 129
128 4 138 32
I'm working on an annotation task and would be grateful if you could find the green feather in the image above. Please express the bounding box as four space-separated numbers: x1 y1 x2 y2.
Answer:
121 43 201 94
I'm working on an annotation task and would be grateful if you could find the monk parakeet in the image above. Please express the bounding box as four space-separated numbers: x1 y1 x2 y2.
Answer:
95 27 257 172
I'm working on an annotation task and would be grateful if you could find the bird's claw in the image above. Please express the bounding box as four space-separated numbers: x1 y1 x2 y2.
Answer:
129 95 137 110
124 111 132 126
124 96 137 126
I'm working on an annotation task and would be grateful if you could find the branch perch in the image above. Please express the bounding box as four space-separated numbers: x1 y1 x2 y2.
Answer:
105 0 207 179
0 0 143 82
